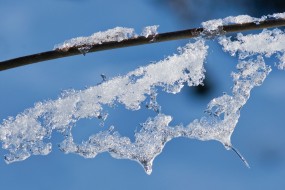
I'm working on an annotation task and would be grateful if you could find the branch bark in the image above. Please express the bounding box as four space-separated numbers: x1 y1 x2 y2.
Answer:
1 18 285 71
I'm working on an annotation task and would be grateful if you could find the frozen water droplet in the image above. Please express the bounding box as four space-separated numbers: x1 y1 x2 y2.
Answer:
140 160 153 175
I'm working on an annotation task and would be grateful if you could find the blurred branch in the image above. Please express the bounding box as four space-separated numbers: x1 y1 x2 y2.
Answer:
1 18 285 71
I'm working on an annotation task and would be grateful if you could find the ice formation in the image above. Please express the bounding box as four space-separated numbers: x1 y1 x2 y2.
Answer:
201 15 263 32
270 12 285 19
54 27 137 51
141 25 159 38
201 13 285 33
219 29 285 70
60 56 270 174
1 13 285 174
54 25 160 52
0 40 207 169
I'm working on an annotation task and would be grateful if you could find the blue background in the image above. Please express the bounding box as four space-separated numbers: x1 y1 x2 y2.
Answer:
0 0 285 189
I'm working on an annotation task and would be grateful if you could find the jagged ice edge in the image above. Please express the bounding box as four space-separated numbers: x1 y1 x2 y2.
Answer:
60 56 271 175
0 40 207 170
58 23 285 174
219 29 285 70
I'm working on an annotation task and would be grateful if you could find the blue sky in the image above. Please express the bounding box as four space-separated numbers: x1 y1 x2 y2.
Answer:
0 1 285 189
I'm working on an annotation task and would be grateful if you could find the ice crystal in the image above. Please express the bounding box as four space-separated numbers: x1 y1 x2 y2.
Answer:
141 25 159 38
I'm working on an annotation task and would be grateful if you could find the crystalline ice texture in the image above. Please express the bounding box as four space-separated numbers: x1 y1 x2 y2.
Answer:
54 25 161 52
219 29 285 70
0 40 207 168
59 57 271 174
141 25 159 38
1 13 285 174
202 14 268 33
54 27 136 51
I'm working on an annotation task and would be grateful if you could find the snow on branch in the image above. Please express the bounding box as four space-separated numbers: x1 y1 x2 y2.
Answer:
0 13 285 174
54 27 138 52
1 14 285 71
54 25 160 52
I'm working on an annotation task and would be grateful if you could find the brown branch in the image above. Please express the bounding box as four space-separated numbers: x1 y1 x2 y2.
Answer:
1 18 285 71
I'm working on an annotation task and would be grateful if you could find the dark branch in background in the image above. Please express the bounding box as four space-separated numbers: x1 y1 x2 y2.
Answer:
1 18 285 71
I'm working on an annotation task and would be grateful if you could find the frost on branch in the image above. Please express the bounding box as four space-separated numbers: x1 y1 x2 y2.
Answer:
201 13 285 35
54 27 137 51
1 13 285 174
141 25 159 38
54 25 160 53
0 40 207 170
202 15 264 32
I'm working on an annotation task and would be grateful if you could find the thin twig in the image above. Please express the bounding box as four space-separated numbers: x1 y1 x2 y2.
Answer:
1 18 285 71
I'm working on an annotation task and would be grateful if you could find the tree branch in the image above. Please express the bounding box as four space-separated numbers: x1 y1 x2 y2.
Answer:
1 18 285 71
